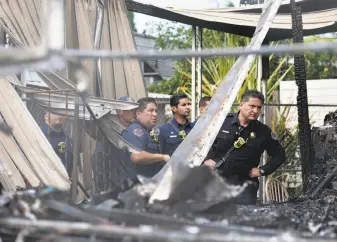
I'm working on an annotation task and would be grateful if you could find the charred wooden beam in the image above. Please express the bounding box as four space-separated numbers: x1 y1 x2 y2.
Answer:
291 0 312 193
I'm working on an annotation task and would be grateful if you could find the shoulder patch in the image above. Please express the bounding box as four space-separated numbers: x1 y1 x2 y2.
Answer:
227 113 234 117
133 128 144 137
271 131 277 140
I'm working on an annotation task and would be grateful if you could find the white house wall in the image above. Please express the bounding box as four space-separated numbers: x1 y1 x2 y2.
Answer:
280 79 337 129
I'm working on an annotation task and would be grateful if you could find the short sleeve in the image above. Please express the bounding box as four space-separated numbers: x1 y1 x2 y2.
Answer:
122 127 147 151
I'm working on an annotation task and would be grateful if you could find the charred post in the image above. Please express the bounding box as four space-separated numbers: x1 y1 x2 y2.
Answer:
291 0 312 192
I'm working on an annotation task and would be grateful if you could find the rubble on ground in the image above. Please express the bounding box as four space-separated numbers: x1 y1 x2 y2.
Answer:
1 163 337 242
2 119 337 241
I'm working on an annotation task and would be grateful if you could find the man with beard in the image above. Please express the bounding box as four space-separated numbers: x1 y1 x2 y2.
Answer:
158 94 193 156
122 97 170 178
203 90 286 205
41 112 73 176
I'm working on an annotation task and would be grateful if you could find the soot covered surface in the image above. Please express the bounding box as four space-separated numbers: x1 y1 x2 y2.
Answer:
226 123 337 238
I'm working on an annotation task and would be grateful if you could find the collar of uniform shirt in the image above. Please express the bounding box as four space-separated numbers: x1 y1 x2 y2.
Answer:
42 123 65 135
231 112 257 128
171 117 191 129
134 120 151 132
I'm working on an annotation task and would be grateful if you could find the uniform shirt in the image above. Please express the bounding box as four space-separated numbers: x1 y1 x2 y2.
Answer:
158 118 193 156
41 123 73 175
122 121 164 178
206 112 285 183
190 118 198 127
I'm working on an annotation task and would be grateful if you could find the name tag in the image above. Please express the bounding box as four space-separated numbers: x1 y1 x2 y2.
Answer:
170 135 177 138
222 130 229 133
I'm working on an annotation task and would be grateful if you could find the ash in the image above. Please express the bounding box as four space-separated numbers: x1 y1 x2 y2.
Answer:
2 117 337 241
227 119 337 238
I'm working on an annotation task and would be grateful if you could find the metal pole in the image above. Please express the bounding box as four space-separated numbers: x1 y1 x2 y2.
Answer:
257 56 262 92
61 41 337 60
71 93 80 202
259 49 269 204
257 55 263 202
258 3 270 203
197 27 203 117
94 0 104 97
191 26 197 122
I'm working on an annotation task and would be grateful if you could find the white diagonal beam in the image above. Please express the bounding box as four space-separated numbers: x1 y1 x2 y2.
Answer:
149 0 284 203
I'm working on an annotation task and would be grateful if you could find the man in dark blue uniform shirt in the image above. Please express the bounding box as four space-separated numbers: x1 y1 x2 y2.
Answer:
122 97 170 178
92 96 136 192
116 96 136 128
41 112 73 176
203 90 286 205
191 96 211 127
158 94 193 156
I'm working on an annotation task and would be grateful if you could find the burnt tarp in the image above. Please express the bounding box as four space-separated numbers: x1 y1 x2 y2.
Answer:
127 0 337 41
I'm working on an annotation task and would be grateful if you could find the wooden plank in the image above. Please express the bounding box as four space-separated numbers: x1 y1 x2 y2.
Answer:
100 0 115 99
0 142 26 192
24 0 42 35
65 0 80 82
0 159 17 192
114 0 139 100
0 115 40 187
74 0 96 95
108 0 127 99
116 0 146 100
0 1 24 43
0 79 70 190
8 0 35 45
14 0 39 45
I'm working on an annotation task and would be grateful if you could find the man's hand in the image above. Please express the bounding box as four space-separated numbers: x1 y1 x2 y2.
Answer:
249 168 261 178
203 159 216 169
162 154 170 162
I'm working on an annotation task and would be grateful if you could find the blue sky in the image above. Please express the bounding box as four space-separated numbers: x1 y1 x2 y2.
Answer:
134 0 239 34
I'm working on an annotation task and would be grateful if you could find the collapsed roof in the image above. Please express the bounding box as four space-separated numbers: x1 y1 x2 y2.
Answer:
0 0 147 191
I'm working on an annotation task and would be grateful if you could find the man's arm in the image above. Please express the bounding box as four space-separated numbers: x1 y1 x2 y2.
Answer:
130 151 169 164
259 129 286 175
122 128 169 165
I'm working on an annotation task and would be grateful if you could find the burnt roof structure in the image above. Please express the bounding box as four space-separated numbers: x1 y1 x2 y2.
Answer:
126 0 337 41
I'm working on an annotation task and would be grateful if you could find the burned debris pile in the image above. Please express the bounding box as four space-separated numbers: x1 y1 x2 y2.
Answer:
0 168 336 242
2 115 337 241
228 114 337 237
